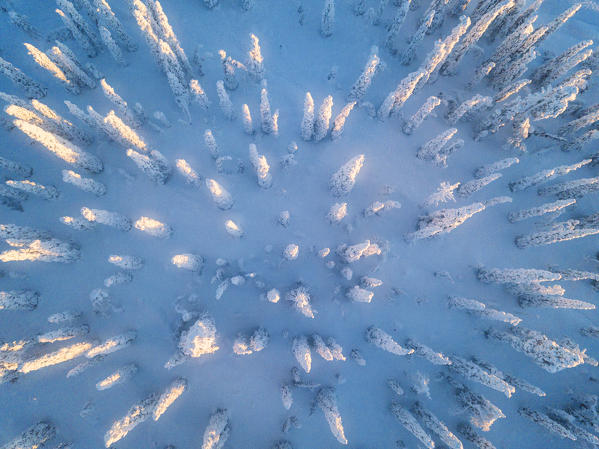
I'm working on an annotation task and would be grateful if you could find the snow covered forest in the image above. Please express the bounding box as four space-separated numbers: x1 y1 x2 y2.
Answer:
1 0 599 447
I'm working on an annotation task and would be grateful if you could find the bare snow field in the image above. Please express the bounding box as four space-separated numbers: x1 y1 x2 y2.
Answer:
1 0 599 448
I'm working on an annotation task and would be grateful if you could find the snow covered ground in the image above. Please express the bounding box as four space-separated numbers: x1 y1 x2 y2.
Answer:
1 0 599 448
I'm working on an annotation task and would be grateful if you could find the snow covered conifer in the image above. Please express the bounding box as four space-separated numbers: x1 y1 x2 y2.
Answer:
329 154 364 196
205 178 233 210
403 96 441 134
301 92 314 140
385 0 411 54
249 143 272 188
417 128 463 166
260 85 275 133
0 290 39 311
365 326 413 355
99 25 126 66
448 95 492 124
0 422 56 449
348 47 380 102
320 0 334 37
313 95 333 141
203 129 219 159
247 34 265 81
126 149 170 184
331 102 356 140
0 57 46 98
402 9 435 65
24 43 77 94
316 387 348 445
532 40 593 87
412 402 464 449
391 402 435 449
292 335 312 372
215 80 234 120
242 104 254 134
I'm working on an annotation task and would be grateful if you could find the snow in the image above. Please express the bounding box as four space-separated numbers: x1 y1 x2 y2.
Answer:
1 1 599 448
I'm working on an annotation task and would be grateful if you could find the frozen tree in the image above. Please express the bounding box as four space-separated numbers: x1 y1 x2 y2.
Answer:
175 159 202 187
260 85 275 133
190 79 209 109
134 216 172 238
418 14 471 86
422 181 460 208
519 408 576 440
283 243 299 261
510 159 592 194
337 240 381 263
96 363 137 390
402 9 435 65
363 199 400 217
417 128 462 166
478 267 561 284
391 402 435 449
7 10 42 38
385 0 411 54
199 410 231 449
205 178 233 210
494 79 531 103
104 271 132 287
538 175 599 199
378 70 424 120
100 79 140 128
1 238 80 263
329 154 364 196
407 202 486 240
449 356 515 397
559 108 599 136
81 207 131 230
0 223 49 240
313 95 333 141
0 57 46 98
486 326 585 373
0 422 56 448
24 43 77 93
448 296 522 325
5 180 59 200
224 219 243 238
405 339 451 365
546 408 599 445
441 0 515 75
248 143 272 188
516 215 599 248
447 95 492 124
0 290 39 311
457 174 501 198
55 3 99 57
126 149 170 184
316 387 348 445
203 130 219 159
247 33 264 81
508 199 576 223
348 47 380 101
148 0 191 74
292 335 312 372
92 0 136 51
286 286 314 318
320 0 334 37
327 202 347 223
457 423 498 449
108 254 143 270
165 315 218 368
104 379 187 446
171 254 203 272
474 157 518 178
0 156 31 179
365 326 413 355
448 376 505 431
534 41 594 87
471 357 545 397
99 25 126 66
412 402 463 449
346 286 373 303
311 334 333 360
301 92 314 140
19 341 91 374
469 61 495 88
218 50 239 90
13 120 102 173
403 96 441 135
242 104 254 135
214 80 233 120
331 101 356 140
